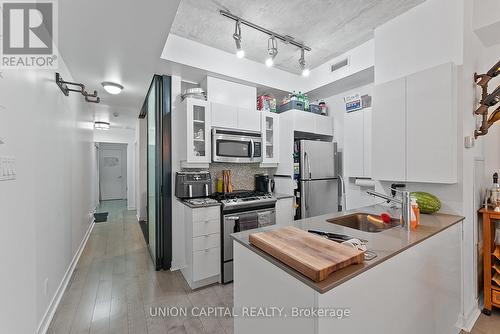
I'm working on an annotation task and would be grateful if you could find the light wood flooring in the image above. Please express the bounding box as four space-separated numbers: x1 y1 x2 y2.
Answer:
47 200 500 334
47 200 233 334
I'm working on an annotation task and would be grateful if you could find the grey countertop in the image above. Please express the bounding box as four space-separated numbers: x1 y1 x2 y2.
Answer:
178 199 221 209
231 205 464 294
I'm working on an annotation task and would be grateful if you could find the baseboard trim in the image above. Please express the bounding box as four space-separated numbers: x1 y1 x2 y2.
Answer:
456 299 480 332
36 219 95 334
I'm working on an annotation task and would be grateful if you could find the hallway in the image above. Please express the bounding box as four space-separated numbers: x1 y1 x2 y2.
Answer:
47 201 233 334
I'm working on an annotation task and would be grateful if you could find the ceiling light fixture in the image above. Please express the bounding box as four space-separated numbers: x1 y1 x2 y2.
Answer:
94 121 110 130
233 20 245 58
265 35 278 67
299 48 310 77
101 81 124 95
220 10 311 73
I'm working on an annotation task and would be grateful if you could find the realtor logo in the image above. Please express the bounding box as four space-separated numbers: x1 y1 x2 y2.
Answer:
1 0 58 69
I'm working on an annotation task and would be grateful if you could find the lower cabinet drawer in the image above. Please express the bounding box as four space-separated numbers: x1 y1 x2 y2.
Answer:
193 206 220 223
192 220 219 237
193 233 220 252
193 247 220 281
492 289 500 306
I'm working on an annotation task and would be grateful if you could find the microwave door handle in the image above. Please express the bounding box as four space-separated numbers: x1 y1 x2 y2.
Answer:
250 139 255 158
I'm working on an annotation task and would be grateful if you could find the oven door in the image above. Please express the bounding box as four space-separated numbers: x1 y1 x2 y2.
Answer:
222 207 275 283
212 128 262 163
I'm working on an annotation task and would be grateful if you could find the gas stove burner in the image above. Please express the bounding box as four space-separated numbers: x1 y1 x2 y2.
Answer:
211 190 276 210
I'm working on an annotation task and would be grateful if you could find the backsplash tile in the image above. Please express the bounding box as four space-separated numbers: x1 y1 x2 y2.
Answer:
208 163 273 191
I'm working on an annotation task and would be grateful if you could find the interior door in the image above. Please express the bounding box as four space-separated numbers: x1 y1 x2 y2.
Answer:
145 74 172 270
99 145 126 200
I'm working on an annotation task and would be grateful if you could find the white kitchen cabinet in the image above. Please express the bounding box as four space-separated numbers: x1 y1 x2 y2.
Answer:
363 109 372 177
344 108 372 178
261 111 280 166
293 110 316 133
372 62 457 184
180 98 211 169
237 108 261 132
181 205 221 289
287 109 333 136
372 77 406 182
314 113 334 136
406 63 456 183
211 102 260 131
211 102 237 128
276 197 294 227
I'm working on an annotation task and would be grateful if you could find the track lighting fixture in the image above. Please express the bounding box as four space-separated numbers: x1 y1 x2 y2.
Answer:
233 20 244 58
299 48 310 77
265 35 278 67
220 10 311 74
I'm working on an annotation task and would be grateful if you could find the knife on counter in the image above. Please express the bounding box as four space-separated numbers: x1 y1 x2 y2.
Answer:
307 230 368 244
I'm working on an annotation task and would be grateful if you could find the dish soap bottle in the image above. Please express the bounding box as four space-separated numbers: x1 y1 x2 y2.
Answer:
410 196 420 230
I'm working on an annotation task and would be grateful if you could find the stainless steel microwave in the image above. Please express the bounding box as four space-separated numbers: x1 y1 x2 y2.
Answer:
212 127 262 163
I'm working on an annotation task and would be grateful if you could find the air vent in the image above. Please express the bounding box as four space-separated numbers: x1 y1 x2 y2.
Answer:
331 57 349 72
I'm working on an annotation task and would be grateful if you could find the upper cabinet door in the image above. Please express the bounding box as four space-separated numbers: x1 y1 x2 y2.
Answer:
237 108 261 131
344 110 364 177
185 99 211 165
261 111 280 165
372 77 406 182
363 108 372 178
406 62 456 183
211 102 237 128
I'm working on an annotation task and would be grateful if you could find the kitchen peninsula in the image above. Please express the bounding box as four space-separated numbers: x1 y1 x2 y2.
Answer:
232 205 465 334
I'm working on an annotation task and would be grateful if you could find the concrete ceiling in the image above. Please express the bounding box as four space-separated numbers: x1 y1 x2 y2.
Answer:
58 0 181 126
171 0 425 74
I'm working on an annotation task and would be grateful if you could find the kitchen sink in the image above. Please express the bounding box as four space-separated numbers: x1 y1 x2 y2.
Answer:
326 213 400 233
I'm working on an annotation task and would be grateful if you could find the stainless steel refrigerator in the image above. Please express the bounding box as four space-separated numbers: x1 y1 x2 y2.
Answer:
297 140 339 219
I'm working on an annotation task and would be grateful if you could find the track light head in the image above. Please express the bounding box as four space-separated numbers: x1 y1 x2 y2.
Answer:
233 20 244 58
265 35 278 67
298 48 310 76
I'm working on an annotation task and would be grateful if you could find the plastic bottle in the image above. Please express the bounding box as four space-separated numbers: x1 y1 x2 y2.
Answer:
410 196 420 230
304 94 310 111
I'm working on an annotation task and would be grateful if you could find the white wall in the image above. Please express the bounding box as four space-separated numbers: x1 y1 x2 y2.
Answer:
303 40 374 93
0 62 97 333
94 127 136 210
374 0 464 84
171 75 186 270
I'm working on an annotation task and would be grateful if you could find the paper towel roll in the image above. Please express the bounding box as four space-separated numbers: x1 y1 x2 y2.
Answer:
354 178 375 187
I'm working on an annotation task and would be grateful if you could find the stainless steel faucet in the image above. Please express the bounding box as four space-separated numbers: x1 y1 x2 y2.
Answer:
366 189 412 231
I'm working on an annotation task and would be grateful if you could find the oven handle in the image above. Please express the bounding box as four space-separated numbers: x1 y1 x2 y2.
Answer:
226 216 240 233
250 139 254 158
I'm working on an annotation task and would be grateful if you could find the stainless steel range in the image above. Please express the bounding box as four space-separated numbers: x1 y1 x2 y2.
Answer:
211 191 277 283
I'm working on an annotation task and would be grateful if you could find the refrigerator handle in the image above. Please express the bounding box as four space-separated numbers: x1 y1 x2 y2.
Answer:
305 152 312 179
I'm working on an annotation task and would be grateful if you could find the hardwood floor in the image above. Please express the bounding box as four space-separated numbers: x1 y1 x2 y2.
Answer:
461 310 500 334
48 200 500 334
47 200 233 334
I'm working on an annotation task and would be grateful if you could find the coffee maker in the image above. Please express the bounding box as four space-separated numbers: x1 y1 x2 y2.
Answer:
255 174 275 193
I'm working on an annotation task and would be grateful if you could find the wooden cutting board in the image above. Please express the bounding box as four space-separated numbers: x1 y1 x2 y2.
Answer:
249 226 365 282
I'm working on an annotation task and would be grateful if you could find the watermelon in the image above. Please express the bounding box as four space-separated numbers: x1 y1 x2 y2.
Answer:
410 192 441 214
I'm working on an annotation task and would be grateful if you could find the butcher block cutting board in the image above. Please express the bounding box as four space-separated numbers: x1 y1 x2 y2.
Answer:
249 226 364 282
